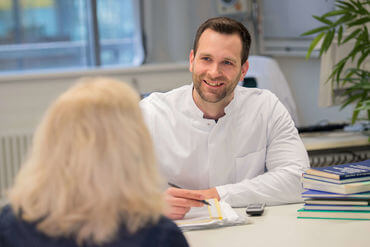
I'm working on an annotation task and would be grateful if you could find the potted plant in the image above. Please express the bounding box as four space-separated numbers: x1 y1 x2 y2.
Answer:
302 0 369 126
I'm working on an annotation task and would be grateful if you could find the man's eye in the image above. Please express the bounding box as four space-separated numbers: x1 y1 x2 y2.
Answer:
201 57 211 61
224 61 233 65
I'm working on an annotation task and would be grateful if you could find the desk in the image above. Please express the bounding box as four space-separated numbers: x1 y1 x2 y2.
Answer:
300 131 369 151
184 203 370 247
299 131 370 167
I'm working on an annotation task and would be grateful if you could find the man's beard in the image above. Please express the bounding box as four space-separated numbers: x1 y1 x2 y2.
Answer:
193 73 240 103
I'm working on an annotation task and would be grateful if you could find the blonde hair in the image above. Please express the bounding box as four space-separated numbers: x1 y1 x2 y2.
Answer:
9 77 163 245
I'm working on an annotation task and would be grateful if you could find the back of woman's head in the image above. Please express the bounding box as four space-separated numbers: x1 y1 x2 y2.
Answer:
9 77 163 245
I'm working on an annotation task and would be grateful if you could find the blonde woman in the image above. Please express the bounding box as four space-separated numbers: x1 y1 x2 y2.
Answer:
0 77 188 247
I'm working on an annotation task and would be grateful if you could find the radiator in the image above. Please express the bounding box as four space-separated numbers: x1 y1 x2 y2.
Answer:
0 133 33 201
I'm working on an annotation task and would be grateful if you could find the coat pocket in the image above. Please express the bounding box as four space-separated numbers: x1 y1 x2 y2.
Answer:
235 148 266 182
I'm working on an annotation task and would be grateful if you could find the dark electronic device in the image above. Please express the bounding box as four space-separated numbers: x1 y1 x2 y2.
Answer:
246 203 265 216
297 123 347 133
242 77 258 88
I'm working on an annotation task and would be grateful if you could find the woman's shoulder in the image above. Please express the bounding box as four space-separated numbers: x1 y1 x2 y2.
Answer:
155 216 183 233
131 216 189 247
0 205 32 246
1 207 188 247
0 205 17 230
0 205 78 247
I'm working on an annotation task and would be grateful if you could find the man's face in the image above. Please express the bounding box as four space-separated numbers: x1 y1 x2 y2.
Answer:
189 29 249 104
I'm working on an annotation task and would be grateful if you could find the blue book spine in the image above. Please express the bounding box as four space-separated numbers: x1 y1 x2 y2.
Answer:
302 189 370 199
306 159 370 179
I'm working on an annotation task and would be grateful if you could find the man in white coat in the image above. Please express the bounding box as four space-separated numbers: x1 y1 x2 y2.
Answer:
140 17 309 220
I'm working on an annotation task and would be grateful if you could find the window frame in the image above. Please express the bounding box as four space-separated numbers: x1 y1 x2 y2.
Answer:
0 0 145 75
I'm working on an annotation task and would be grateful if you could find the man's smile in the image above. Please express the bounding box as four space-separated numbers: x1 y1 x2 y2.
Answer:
203 79 224 87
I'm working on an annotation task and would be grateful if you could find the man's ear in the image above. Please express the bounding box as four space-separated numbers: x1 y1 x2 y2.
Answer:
189 49 195 73
239 60 249 81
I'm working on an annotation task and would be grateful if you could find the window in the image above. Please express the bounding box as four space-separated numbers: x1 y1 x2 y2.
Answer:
0 0 144 74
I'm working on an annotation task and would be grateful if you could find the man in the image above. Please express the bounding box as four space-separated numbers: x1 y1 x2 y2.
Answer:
140 17 309 220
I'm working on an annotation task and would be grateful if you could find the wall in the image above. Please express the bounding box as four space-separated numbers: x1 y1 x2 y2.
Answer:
0 0 355 136
275 56 353 126
140 0 354 127
0 64 191 134
0 56 354 136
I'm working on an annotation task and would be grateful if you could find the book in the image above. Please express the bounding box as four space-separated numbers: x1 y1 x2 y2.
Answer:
304 199 370 206
302 177 370 194
305 159 370 180
302 189 370 199
297 208 370 220
304 204 370 211
303 173 370 184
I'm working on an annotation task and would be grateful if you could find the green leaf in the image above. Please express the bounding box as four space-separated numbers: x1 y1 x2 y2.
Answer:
327 69 338 83
340 93 362 110
352 94 369 124
344 85 359 92
347 44 364 62
338 26 343 44
341 74 362 82
364 25 369 43
352 111 359 124
348 17 370 27
357 106 370 112
341 78 361 84
342 28 361 43
350 0 368 14
358 101 370 106
328 58 348 82
346 68 366 74
349 82 370 89
306 32 325 59
346 68 370 78
332 59 347 83
358 29 369 44
322 9 348 18
357 50 369 68
356 100 370 111
349 0 364 12
336 61 346 83
336 1 356 11
332 14 356 26
320 29 336 56
301 26 330 36
313 15 334 26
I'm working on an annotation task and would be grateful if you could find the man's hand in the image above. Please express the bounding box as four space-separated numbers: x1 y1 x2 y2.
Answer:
164 187 220 220
198 187 220 201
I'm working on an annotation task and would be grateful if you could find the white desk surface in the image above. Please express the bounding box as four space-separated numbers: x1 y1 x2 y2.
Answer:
184 203 370 247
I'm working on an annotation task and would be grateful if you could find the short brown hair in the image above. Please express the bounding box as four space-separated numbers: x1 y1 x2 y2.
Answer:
193 17 251 64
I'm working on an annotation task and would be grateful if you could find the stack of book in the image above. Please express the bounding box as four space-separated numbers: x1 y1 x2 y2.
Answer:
298 159 370 220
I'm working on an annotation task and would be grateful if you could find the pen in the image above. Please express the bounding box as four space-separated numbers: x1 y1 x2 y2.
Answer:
168 182 211 206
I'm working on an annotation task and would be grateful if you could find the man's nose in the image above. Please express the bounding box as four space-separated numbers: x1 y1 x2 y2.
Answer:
208 63 222 78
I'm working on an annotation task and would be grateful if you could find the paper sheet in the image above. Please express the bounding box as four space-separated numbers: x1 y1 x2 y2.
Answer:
175 199 248 231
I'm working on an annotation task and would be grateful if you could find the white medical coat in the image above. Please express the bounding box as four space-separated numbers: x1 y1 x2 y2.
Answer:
140 84 309 206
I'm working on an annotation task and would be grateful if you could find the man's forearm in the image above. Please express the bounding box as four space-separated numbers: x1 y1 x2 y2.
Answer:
216 167 305 207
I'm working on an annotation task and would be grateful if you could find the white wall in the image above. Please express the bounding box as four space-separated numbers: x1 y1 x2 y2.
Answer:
0 0 355 135
275 56 353 126
0 64 191 134
140 0 354 126
0 57 354 136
